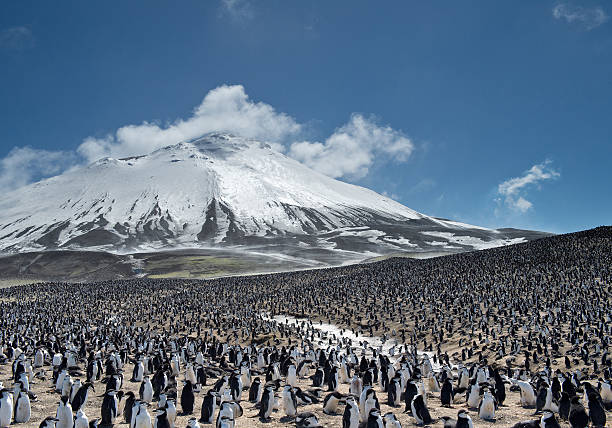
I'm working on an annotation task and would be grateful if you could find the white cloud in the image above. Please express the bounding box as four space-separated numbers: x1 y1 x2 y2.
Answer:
288 114 414 179
553 3 609 30
497 160 560 213
220 0 253 21
77 84 301 162
0 26 35 50
382 191 399 200
0 147 77 192
2 85 415 191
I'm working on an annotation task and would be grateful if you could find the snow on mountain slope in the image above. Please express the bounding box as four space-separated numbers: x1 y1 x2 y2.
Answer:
0 133 547 257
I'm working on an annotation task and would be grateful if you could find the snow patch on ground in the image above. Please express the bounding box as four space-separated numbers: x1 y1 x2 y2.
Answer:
421 231 526 250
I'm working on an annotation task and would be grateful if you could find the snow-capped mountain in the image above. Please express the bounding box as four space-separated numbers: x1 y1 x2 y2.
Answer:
0 134 547 258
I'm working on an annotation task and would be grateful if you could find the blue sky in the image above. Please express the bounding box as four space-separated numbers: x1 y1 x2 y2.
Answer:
1 1 610 233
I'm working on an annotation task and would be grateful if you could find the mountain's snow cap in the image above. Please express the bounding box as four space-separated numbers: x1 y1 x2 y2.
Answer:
0 133 528 255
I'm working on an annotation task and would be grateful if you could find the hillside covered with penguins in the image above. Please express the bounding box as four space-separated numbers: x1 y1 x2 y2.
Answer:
0 226 610 427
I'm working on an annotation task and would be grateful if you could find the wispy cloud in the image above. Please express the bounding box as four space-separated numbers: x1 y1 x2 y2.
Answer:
289 114 414 180
553 3 609 30
220 0 253 21
496 160 560 213
1 84 415 192
78 84 301 162
0 147 77 192
0 26 35 51
408 178 436 194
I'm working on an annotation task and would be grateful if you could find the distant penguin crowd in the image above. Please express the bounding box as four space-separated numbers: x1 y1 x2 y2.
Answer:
0 226 609 427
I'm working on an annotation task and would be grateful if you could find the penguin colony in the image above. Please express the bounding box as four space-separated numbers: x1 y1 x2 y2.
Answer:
0 226 610 427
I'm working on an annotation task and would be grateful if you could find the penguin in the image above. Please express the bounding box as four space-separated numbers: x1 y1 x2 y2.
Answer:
349 375 363 396
294 387 318 405
404 380 418 413
387 375 402 407
282 385 298 417
478 389 497 420
123 391 136 424
383 412 402 428
13 381 31 423
140 376 154 403
440 377 454 407
311 367 324 387
181 380 195 414
61 374 74 399
101 390 120 426
426 373 440 393
411 395 434 425
328 366 339 391
366 408 384 428
186 417 201 428
74 409 89 428
517 380 537 407
296 411 322 427
216 402 235 428
568 396 589 428
153 408 171 428
466 383 481 408
440 416 457 428
72 382 94 412
322 391 343 415
287 364 297 387
55 395 74 428
248 377 262 402
258 385 274 421
133 402 152 428
558 392 571 420
456 410 474 428
0 388 14 427
600 379 612 410
536 382 548 413
164 398 177 428
70 378 82 404
200 390 217 424
342 395 360 428
132 359 145 382
361 388 379 424
587 392 606 428
540 411 561 428
39 417 60 428
185 363 197 386
492 368 506 406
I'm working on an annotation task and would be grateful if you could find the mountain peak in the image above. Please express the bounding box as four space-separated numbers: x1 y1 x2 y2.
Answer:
0 134 549 260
